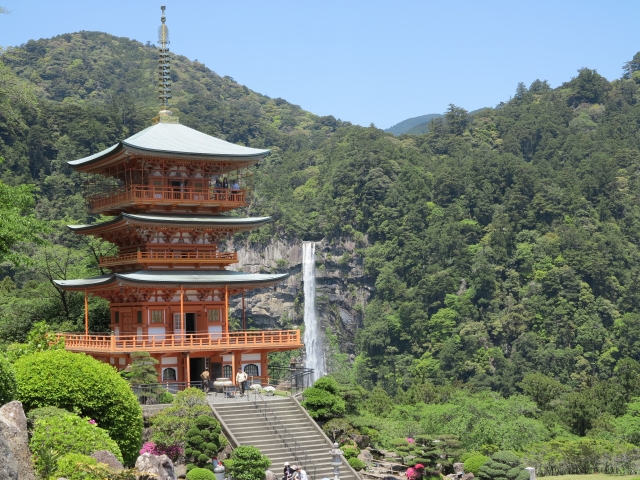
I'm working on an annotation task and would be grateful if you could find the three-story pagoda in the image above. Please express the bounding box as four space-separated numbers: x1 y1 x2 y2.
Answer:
54 6 302 384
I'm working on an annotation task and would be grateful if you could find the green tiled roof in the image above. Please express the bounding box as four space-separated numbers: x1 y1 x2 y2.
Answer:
68 122 270 166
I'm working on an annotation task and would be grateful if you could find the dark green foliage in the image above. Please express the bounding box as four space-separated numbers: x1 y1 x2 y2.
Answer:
0 354 16 404
227 445 271 480
14 350 142 465
186 468 216 480
348 457 366 471
363 387 394 416
301 387 346 420
184 415 223 472
30 411 123 474
302 377 347 420
478 451 529 480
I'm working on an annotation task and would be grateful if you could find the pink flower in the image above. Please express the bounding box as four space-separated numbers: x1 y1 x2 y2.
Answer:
406 438 415 444
88 419 97 425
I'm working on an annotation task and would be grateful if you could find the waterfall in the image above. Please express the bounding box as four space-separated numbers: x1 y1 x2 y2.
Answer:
302 242 324 381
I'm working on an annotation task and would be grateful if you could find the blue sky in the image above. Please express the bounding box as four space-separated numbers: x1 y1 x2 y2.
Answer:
1 1 639 129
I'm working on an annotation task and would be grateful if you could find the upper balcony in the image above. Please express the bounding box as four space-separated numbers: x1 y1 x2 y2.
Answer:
99 250 238 270
58 330 302 354
87 185 247 215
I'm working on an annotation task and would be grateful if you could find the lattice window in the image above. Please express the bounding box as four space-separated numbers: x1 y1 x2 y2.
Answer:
151 311 163 323
244 364 259 376
223 365 232 378
207 309 220 322
162 368 177 381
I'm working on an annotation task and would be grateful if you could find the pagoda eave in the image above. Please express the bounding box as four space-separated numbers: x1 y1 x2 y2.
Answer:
54 271 289 292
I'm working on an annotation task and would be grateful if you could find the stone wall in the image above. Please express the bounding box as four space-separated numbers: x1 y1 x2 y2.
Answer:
225 236 374 361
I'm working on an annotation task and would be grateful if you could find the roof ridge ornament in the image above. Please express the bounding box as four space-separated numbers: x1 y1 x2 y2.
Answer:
153 5 179 124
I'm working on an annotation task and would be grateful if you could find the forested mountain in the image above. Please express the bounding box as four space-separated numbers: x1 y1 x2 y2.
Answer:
385 113 442 135
2 32 640 411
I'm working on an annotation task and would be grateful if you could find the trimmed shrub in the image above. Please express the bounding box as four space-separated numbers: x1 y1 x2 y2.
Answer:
54 453 100 480
186 467 216 480
464 454 489 476
227 445 271 480
30 412 123 475
479 451 529 480
341 444 360 460
159 391 174 404
348 457 366 471
26 405 70 430
15 350 143 465
185 415 223 472
0 354 17 404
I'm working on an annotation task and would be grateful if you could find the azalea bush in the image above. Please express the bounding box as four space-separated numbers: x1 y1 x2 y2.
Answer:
140 441 183 460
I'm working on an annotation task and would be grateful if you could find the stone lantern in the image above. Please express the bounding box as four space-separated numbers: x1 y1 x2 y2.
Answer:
329 442 343 480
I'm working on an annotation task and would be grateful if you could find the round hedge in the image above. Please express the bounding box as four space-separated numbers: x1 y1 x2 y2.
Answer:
0 354 17 405
15 350 143 465
186 467 216 480
464 454 489 476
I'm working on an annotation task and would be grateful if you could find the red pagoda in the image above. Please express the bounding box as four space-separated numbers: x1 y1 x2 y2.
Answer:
54 6 302 384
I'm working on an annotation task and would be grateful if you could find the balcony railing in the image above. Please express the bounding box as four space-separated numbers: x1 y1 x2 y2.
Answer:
99 250 238 268
87 185 247 213
58 330 302 353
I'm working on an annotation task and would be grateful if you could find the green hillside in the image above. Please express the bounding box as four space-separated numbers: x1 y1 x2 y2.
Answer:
385 113 442 135
2 33 640 404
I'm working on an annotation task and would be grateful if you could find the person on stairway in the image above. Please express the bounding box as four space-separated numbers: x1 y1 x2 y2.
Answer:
283 462 293 480
297 466 307 480
291 465 300 480
236 368 248 396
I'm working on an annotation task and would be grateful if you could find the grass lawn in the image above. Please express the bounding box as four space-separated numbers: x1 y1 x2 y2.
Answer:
541 475 640 480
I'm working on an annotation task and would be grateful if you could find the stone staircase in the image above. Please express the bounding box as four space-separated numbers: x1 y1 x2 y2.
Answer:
211 396 358 480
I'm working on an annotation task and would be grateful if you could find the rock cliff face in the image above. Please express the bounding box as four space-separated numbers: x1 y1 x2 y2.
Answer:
225 236 374 362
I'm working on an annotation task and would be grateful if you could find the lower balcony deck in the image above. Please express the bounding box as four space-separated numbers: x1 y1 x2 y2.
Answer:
59 330 302 354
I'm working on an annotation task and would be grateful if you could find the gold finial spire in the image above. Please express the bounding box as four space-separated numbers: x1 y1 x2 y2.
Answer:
158 5 171 108
154 5 178 124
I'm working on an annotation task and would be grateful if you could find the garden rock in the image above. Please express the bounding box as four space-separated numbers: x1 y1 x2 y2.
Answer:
135 452 176 480
0 401 36 480
354 434 370 449
0 427 18 480
461 474 474 480
454 463 464 474
91 450 124 470
357 451 372 464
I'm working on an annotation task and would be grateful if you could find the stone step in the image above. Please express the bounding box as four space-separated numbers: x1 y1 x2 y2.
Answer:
208 398 359 480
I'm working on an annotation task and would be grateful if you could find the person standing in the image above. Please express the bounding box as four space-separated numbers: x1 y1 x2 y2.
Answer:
298 466 307 480
236 368 248 396
200 369 211 393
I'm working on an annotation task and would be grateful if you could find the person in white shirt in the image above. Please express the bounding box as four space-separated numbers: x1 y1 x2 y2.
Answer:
298 466 308 480
236 368 248 396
